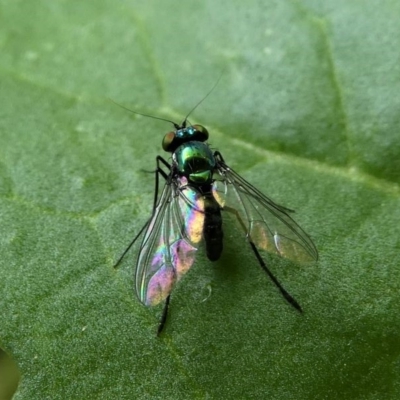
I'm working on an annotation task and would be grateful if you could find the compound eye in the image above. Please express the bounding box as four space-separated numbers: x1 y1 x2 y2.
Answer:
162 132 176 152
192 124 209 141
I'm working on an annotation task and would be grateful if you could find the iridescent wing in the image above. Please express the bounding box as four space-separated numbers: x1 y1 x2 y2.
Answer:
214 160 318 262
135 178 205 306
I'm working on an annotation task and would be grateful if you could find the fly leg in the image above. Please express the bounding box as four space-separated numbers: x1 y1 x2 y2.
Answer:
113 156 171 268
214 151 225 163
157 295 171 336
113 221 149 268
223 205 302 313
248 241 302 312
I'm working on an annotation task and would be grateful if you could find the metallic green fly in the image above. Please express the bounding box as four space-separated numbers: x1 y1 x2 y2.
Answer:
114 107 318 335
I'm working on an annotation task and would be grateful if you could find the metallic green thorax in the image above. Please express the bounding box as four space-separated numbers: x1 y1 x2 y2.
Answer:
174 141 216 184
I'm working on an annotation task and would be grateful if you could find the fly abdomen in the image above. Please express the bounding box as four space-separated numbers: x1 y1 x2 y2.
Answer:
203 195 223 261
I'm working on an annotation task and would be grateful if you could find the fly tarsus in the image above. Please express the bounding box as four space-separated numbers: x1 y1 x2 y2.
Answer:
157 295 171 336
113 221 149 268
249 241 302 313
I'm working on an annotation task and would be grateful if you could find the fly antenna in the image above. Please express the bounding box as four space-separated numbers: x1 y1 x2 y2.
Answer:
183 71 224 125
109 98 180 129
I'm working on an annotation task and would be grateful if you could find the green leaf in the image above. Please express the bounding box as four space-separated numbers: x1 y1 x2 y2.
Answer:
1 1 399 399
